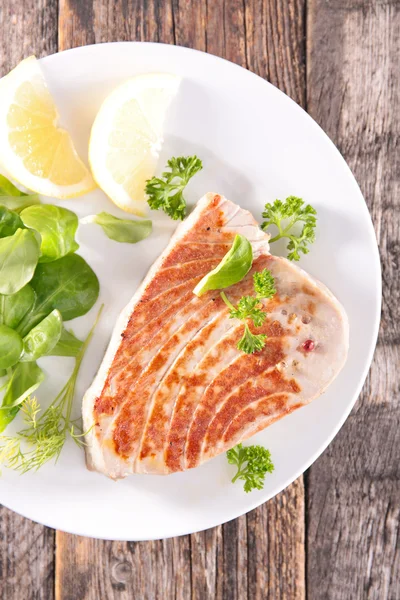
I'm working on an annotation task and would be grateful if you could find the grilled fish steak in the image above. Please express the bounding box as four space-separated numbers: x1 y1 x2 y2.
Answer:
83 193 348 479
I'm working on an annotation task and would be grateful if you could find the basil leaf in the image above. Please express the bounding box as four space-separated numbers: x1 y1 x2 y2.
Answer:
46 326 83 357
193 234 253 297
0 284 35 329
0 229 41 295
18 254 99 335
0 206 25 238
20 309 62 362
0 362 44 431
83 212 152 244
0 325 23 369
21 205 79 262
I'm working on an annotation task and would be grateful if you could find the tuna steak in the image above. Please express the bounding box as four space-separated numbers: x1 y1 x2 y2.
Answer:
83 193 348 479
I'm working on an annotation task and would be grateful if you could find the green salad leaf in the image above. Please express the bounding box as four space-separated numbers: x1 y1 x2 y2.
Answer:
0 206 25 238
82 212 152 244
261 196 317 261
17 254 99 336
0 305 103 471
0 195 41 212
20 309 62 362
0 175 28 197
0 285 35 329
227 443 274 493
0 228 41 295
146 155 203 220
0 362 44 432
193 234 253 297
0 175 40 212
46 327 83 358
21 205 79 262
0 325 23 370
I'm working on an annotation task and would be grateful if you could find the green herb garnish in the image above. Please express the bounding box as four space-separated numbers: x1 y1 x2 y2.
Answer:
81 212 152 244
0 176 100 432
0 362 45 432
0 325 23 370
227 443 274 492
0 205 25 238
221 268 276 354
193 234 253 296
146 155 203 220
0 174 40 212
261 196 317 261
0 285 35 330
0 305 102 472
20 309 62 362
17 254 99 336
0 229 41 295
21 205 79 262
46 327 83 358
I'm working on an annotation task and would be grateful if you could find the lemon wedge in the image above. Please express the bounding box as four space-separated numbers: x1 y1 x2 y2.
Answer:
89 73 181 215
0 56 95 198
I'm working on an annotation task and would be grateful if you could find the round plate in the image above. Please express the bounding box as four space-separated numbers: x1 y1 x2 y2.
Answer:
0 42 381 540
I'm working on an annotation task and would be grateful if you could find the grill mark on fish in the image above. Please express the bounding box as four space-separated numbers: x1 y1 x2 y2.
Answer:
99 292 222 453
202 369 300 460
136 310 239 471
183 336 288 471
111 294 232 461
112 263 267 469
221 395 305 451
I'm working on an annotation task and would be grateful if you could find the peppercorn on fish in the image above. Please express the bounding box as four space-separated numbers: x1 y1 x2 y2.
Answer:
83 193 348 479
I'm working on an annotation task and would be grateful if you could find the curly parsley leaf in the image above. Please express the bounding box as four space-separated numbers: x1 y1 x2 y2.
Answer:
146 156 203 220
253 268 277 299
227 443 274 493
237 324 267 354
261 196 317 261
220 268 276 354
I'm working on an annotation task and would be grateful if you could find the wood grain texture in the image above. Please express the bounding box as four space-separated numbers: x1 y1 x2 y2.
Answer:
0 2 58 599
307 1 400 598
0 507 55 600
56 1 306 599
0 0 58 76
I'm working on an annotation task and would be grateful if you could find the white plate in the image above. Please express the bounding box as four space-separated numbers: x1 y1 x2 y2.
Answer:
0 42 381 541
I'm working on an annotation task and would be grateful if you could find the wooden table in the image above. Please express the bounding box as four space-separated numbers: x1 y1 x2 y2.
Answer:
0 1 398 598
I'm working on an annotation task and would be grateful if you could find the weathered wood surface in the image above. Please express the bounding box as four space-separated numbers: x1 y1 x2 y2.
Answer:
306 1 400 599
0 0 398 599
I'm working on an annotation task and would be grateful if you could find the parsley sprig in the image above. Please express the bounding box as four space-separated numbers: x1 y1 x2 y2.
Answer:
221 268 276 354
146 156 203 220
261 196 317 261
227 443 274 492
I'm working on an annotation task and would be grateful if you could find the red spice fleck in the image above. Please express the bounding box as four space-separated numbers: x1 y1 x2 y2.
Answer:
302 339 315 352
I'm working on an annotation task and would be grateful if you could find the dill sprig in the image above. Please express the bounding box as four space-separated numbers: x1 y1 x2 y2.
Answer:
0 305 103 473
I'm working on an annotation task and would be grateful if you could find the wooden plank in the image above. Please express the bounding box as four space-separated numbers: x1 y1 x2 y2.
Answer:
306 1 400 599
0 507 55 600
55 534 191 600
0 0 58 76
0 2 58 599
56 1 306 599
